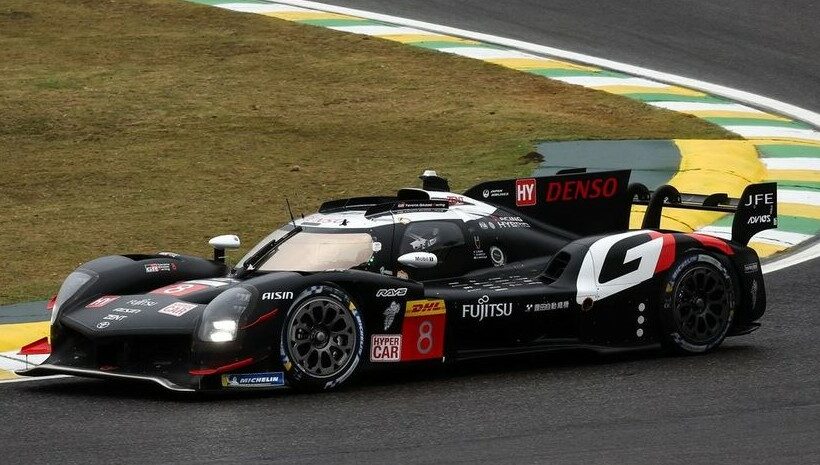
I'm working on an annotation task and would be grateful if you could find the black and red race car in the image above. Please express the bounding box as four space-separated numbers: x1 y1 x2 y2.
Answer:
19 169 777 391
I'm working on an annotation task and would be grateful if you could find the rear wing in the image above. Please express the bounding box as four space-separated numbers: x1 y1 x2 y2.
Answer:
632 181 777 246
464 169 777 245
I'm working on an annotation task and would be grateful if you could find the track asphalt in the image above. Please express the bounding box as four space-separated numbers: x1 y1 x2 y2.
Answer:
322 0 820 113
1 260 816 464
1 1 817 464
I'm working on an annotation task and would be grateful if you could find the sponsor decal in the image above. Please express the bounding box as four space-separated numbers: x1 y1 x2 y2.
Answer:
473 250 488 260
394 200 448 212
515 178 537 207
261 291 294 300
525 301 569 312
383 301 400 330
747 214 773 224
144 262 175 273
96 321 110 329
744 262 759 273
545 177 618 202
157 251 180 258
446 195 470 206
461 295 513 321
127 299 157 307
401 300 446 361
376 288 407 298
150 283 208 297
103 314 127 321
482 188 510 199
221 372 285 388
112 307 141 314
86 296 119 308
405 299 446 317
372 241 382 252
744 192 774 206
478 221 488 230
492 215 530 229
370 334 402 362
158 302 198 317
489 246 505 266
396 270 409 280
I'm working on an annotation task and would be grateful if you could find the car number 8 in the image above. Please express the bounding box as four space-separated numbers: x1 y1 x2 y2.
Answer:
417 320 433 354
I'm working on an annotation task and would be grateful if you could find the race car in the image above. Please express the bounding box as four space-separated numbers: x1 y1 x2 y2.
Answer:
19 169 777 391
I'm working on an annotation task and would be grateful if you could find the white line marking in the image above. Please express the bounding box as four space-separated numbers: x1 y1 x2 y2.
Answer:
763 242 820 274
762 157 820 171
552 76 671 88
723 126 820 141
648 101 768 113
216 2 311 13
437 47 539 59
328 25 429 36
778 188 820 206
266 0 820 128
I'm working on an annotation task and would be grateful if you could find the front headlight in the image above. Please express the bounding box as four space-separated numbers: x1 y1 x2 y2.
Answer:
51 271 94 325
197 287 254 343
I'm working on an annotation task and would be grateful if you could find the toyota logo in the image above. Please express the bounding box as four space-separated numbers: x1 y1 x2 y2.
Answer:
96 321 110 329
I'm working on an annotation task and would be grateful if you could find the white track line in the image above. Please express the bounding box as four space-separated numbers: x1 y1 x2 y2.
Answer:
778 189 820 206
329 25 428 35
723 126 820 141
217 3 310 13
763 242 820 274
551 76 671 88
437 47 539 59
649 101 768 113
762 158 820 171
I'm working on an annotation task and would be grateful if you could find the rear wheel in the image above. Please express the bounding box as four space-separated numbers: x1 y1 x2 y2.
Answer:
659 253 736 354
279 285 364 390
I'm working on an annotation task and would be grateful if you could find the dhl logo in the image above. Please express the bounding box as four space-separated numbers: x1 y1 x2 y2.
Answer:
405 299 446 317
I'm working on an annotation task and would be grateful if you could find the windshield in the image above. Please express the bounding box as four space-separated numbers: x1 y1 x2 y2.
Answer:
236 226 293 269
254 230 374 272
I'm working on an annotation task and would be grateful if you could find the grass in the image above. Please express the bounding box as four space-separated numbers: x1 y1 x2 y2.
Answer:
0 0 734 304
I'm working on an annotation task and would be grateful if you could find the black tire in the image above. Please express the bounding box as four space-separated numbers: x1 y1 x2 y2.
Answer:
659 252 737 354
279 285 364 391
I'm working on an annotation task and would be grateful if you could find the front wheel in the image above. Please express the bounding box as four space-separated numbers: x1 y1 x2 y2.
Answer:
279 285 364 390
659 252 737 354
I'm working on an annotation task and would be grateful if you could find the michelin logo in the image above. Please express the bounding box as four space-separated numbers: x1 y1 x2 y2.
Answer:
222 372 285 388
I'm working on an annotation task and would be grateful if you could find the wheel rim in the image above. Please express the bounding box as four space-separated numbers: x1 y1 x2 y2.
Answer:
286 297 358 378
672 266 731 344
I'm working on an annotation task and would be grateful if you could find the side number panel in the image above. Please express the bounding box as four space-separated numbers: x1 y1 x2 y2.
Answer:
400 299 446 361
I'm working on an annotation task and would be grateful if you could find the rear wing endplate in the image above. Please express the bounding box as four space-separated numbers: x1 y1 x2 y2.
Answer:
633 182 778 245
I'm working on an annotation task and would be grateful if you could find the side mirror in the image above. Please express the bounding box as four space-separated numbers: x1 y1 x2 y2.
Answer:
397 252 438 269
209 235 241 263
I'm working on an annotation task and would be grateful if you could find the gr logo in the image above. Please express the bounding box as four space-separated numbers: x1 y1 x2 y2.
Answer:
576 230 665 304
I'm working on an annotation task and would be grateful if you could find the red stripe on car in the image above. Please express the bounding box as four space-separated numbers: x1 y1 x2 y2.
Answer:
189 357 254 376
